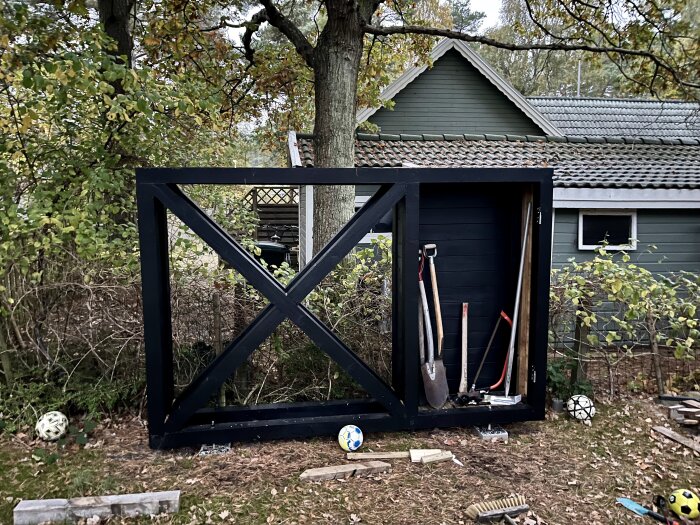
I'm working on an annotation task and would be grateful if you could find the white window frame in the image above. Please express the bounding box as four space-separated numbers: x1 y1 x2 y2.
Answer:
578 209 637 251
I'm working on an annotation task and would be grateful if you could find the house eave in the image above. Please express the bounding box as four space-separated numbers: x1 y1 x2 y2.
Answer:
554 187 700 209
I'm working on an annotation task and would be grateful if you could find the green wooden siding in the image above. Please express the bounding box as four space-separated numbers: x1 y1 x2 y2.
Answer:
552 209 700 274
368 50 544 136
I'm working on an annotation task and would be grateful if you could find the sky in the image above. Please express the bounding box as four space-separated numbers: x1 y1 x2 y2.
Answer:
470 0 503 31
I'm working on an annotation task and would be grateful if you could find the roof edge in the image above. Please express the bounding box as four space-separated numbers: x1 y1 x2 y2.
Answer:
344 132 699 145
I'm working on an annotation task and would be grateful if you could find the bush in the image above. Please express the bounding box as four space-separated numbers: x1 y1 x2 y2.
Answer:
549 248 699 397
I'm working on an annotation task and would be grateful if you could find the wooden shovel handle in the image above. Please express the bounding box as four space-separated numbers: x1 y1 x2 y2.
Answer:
429 260 444 356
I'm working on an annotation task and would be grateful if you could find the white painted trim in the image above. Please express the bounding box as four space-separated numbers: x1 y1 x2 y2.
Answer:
551 208 556 263
554 188 700 209
578 209 638 251
303 185 313 267
287 130 302 167
356 39 562 137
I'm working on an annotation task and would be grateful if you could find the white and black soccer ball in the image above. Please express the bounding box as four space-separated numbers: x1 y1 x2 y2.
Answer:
566 395 596 425
35 411 69 441
338 425 363 452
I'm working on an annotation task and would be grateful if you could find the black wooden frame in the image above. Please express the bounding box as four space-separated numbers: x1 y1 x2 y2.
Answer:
137 167 553 448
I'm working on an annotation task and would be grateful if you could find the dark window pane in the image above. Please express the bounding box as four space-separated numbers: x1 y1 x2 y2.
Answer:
582 215 631 246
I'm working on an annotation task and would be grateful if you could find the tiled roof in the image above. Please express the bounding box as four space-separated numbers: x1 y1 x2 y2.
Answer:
295 133 700 189
528 97 700 139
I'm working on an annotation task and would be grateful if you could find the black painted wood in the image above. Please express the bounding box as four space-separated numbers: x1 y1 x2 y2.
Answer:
136 167 553 448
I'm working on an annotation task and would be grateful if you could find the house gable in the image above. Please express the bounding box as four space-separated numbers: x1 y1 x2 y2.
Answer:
362 41 560 136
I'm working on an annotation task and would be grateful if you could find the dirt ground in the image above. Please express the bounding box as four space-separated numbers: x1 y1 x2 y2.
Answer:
1 397 698 524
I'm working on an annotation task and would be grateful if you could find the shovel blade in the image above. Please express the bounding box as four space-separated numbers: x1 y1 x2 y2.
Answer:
422 359 449 409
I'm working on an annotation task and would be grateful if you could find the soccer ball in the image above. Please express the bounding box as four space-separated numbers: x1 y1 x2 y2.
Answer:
668 489 700 520
35 411 69 441
337 425 363 452
566 395 596 425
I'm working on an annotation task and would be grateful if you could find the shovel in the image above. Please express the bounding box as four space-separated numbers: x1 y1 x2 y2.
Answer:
420 246 448 408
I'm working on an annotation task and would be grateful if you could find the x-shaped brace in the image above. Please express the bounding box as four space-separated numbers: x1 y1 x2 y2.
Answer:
148 182 408 431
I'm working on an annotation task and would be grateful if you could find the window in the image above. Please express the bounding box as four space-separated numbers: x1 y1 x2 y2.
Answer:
578 210 637 250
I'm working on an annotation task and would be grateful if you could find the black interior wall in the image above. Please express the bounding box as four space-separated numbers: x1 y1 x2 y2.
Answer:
418 183 522 392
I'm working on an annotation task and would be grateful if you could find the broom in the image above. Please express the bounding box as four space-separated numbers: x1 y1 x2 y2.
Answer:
465 495 528 522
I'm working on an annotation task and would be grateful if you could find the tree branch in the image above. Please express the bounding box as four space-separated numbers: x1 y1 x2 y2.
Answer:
258 0 315 68
361 24 700 90
241 9 270 64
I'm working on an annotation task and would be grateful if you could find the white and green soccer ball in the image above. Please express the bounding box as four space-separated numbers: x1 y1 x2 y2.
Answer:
566 394 596 425
35 411 69 441
338 424 363 452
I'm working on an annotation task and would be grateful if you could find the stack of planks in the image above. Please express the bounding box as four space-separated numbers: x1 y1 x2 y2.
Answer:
668 399 700 431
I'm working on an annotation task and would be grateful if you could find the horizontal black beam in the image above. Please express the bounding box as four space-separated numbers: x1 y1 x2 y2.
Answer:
189 399 387 425
137 167 553 186
151 403 540 448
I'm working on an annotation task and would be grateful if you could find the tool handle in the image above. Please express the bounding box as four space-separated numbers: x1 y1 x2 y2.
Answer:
459 303 469 393
428 258 443 356
418 294 425 364
418 280 435 369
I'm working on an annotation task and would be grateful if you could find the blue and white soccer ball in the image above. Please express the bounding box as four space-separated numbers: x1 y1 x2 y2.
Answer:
338 425 363 452
35 411 69 441
566 394 596 425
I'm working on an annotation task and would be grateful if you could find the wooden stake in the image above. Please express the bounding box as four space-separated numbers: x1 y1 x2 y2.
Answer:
516 191 533 397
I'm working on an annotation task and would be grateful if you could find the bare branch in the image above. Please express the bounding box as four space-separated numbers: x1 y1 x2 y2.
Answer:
361 24 700 90
258 0 315 68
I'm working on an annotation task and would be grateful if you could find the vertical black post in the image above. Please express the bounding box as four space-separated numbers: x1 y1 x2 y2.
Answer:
137 183 174 442
393 182 420 418
529 179 553 415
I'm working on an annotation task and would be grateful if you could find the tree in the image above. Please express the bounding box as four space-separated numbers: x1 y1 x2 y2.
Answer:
20 0 700 254
477 0 623 97
193 0 698 252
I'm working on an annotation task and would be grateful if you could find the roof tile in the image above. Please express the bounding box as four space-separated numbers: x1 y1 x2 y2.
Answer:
297 134 700 190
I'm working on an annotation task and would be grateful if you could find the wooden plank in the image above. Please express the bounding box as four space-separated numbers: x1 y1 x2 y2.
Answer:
652 426 700 453
677 407 700 415
409 449 442 462
346 451 409 460
516 190 533 396
13 491 180 525
420 451 454 464
682 399 700 410
299 461 391 482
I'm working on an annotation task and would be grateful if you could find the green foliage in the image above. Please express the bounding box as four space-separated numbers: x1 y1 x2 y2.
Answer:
550 248 699 396
0 372 143 433
546 357 592 400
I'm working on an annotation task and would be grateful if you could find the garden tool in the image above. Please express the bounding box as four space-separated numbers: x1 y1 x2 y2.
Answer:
458 302 469 396
419 250 448 409
617 498 680 524
504 202 532 397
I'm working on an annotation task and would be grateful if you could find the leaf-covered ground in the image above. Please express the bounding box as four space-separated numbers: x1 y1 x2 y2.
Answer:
1 398 698 524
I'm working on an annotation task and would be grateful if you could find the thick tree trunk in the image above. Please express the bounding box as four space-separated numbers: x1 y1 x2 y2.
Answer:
311 0 366 254
98 0 134 69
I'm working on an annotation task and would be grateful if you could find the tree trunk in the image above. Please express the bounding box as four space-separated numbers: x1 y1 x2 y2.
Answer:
311 0 366 254
0 326 13 387
98 0 134 70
